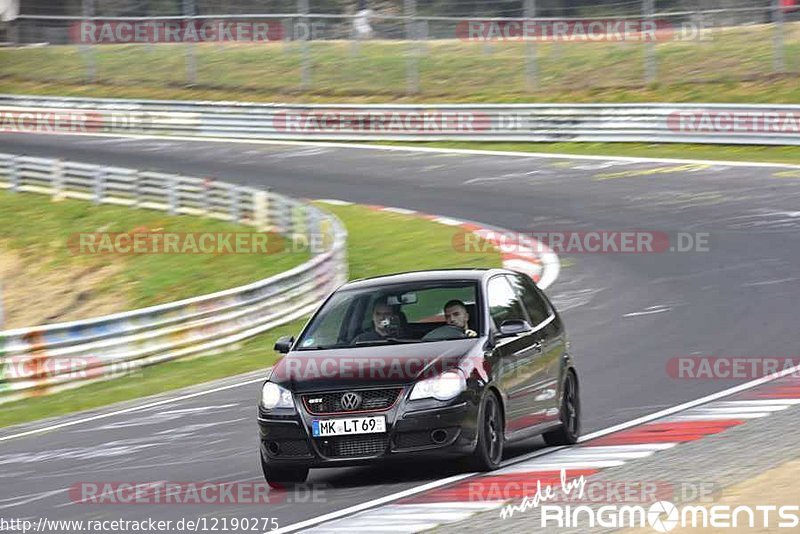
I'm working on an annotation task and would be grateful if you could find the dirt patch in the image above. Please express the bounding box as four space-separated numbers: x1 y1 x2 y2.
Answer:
0 248 130 329
624 457 800 533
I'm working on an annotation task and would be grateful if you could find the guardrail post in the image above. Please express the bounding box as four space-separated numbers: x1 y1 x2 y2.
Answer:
524 0 537 91
202 178 213 215
298 0 311 90
80 0 97 83
643 0 657 84
168 176 178 215
93 167 105 204
306 206 320 254
229 186 242 224
133 171 142 208
772 0 786 73
52 159 65 201
405 0 420 95
183 0 198 84
253 190 270 232
9 156 19 193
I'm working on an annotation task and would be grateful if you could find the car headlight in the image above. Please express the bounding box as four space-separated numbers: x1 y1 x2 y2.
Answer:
409 370 467 401
260 382 295 410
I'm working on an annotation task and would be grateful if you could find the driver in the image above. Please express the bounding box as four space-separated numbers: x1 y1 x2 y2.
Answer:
353 298 403 343
422 299 478 340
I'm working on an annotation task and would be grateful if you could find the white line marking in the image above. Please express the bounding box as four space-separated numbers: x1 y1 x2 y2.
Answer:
381 207 417 215
665 413 770 421
316 199 354 205
718 399 800 406
498 460 627 473
579 443 678 452
623 305 671 318
0 488 69 510
0 377 264 443
686 405 790 413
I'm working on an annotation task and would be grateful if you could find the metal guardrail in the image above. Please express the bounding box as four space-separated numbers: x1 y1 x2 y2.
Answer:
0 152 348 404
1 94 798 145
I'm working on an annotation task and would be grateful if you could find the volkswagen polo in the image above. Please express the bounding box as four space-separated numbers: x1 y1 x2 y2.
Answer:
258 269 579 484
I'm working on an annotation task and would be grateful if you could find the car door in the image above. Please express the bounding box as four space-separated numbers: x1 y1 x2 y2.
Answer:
486 275 548 435
507 273 564 422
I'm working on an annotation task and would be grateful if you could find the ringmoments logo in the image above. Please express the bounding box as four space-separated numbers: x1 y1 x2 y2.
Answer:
499 469 800 531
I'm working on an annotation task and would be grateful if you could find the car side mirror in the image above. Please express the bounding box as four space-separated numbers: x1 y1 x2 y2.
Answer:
274 336 294 354
498 319 532 337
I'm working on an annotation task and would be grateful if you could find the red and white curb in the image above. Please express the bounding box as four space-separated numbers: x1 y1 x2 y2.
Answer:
316 199 560 289
280 373 800 533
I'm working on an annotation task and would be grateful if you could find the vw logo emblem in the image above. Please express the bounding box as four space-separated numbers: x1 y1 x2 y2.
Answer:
340 392 362 411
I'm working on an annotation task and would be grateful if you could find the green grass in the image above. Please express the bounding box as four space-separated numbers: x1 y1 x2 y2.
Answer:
0 190 308 318
0 202 502 428
376 141 800 165
0 22 798 102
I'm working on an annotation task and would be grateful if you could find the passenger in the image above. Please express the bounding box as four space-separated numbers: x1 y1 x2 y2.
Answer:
353 299 403 342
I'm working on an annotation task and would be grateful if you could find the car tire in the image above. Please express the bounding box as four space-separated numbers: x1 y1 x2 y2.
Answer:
468 390 504 471
543 370 580 446
260 453 309 488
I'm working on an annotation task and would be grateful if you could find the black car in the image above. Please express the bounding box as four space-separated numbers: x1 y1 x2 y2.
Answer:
258 268 579 485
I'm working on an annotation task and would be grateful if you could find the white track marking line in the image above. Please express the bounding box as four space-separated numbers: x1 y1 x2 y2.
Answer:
497 460 627 473
579 443 678 452
665 413 771 421
0 488 69 510
718 399 800 406
0 377 265 443
685 405 790 413
7 131 799 169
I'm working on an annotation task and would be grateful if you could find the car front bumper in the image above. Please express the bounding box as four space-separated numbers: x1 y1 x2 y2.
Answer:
258 393 480 468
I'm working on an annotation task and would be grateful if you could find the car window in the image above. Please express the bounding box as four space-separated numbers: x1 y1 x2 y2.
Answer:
296 281 481 349
401 286 475 322
487 276 529 329
506 273 552 327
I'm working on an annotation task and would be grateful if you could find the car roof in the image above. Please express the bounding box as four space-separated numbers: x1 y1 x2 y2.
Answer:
340 268 508 290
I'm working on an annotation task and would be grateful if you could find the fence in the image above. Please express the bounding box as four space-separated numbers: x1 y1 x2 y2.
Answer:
1 1 798 95
1 94 798 144
0 152 348 404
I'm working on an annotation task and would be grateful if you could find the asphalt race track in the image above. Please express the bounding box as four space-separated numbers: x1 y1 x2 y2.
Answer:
2 133 800 531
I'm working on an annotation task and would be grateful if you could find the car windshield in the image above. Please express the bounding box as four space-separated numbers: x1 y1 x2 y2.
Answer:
295 280 482 350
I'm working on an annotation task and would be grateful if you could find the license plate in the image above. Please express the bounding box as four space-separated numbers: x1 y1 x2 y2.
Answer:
312 416 386 437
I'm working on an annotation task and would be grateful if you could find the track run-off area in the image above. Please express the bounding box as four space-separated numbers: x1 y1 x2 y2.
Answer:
1 132 799 531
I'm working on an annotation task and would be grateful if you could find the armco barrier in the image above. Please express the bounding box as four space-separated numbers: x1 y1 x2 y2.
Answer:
0 152 348 404
0 94 799 145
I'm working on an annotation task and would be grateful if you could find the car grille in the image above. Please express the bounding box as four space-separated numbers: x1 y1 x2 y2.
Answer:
303 388 403 415
315 435 389 458
273 439 311 457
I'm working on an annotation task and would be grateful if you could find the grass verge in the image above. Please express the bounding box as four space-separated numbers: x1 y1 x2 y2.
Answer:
0 190 308 328
0 202 502 428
